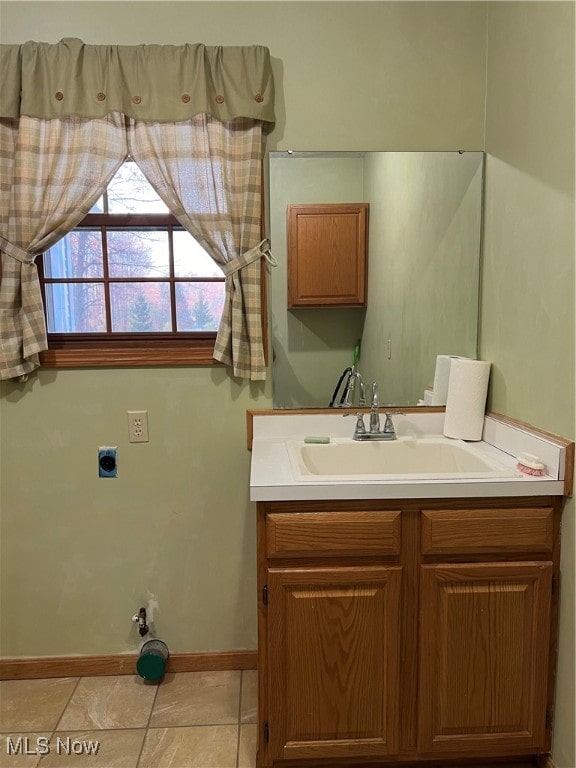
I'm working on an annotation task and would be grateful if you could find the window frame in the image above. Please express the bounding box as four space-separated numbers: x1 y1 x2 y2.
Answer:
37 179 268 370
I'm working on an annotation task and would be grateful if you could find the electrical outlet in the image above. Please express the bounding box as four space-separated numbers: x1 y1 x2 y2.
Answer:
128 410 149 443
98 447 118 478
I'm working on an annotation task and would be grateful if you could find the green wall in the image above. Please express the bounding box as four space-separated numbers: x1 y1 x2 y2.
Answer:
361 151 482 404
0 0 488 656
0 368 264 654
1 4 573 765
482 3 575 766
269 154 366 409
0 1 487 151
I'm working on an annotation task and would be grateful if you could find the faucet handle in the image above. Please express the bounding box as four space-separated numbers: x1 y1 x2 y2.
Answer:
383 412 395 433
343 411 366 435
355 412 367 434
382 411 405 434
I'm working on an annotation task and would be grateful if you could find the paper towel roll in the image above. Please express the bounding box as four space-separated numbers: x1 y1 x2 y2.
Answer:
431 355 467 405
443 359 491 441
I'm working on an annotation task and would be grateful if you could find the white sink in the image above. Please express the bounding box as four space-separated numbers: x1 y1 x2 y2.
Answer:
287 437 520 482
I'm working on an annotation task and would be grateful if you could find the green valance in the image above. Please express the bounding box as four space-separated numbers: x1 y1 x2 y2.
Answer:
0 37 275 127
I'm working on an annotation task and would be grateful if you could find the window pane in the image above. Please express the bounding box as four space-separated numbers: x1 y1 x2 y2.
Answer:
45 283 106 333
110 283 172 332
107 230 169 277
176 283 225 332
90 196 105 213
107 162 169 214
173 230 224 277
44 231 103 278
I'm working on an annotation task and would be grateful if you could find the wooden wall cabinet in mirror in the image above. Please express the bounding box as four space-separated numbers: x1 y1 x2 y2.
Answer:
287 203 368 308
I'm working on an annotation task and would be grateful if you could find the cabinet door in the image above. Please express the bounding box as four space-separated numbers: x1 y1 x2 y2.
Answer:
287 204 368 307
419 562 552 756
267 565 401 761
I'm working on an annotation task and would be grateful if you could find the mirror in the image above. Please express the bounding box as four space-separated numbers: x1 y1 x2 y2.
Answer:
269 151 483 408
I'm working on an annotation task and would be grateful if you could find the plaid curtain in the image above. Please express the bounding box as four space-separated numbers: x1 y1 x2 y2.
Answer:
0 114 127 379
129 115 267 380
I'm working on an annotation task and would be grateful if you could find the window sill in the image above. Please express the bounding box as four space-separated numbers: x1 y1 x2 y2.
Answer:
39 343 221 368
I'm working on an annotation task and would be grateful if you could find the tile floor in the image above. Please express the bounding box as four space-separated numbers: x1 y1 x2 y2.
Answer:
0 670 257 768
0 672 542 768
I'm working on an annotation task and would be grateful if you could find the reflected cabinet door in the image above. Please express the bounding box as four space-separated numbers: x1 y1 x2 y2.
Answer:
267 565 401 761
418 562 553 756
287 204 368 307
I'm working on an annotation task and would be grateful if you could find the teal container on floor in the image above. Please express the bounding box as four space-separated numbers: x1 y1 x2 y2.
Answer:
137 639 169 681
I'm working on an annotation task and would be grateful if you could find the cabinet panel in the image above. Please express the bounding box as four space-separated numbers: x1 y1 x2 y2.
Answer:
287 203 368 307
257 497 562 767
267 565 400 760
266 510 401 558
421 508 554 556
419 562 552 755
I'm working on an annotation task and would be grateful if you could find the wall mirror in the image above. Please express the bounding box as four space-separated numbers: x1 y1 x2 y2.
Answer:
268 150 484 408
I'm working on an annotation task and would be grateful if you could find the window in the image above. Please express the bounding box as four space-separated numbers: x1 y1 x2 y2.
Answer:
38 161 226 367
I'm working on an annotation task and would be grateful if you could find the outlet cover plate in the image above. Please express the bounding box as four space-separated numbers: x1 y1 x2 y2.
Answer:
128 410 149 443
98 447 118 478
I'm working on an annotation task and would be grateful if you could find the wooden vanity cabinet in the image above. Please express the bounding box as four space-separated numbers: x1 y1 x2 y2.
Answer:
267 565 401 761
419 561 552 755
257 497 562 768
418 505 556 758
260 507 402 762
287 203 368 307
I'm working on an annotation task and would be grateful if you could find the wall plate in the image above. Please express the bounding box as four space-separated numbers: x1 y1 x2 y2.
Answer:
98 447 118 478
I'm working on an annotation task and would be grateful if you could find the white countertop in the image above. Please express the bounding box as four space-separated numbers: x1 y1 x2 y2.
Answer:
249 412 566 502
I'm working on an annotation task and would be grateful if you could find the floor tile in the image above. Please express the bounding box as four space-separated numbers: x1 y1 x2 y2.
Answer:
149 671 240 728
240 670 257 724
139 726 238 768
0 678 78 731
36 729 145 768
58 676 157 730
238 724 258 768
0 732 50 768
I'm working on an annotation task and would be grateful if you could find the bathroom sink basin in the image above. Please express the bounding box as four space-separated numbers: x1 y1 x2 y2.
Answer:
287 437 520 482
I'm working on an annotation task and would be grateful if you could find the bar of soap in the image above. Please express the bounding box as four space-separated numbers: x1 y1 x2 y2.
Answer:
303 436 331 444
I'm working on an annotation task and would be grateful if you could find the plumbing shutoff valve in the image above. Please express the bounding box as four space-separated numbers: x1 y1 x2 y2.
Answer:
132 607 149 637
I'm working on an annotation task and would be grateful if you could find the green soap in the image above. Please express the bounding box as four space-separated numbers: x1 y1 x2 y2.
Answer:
303 436 331 444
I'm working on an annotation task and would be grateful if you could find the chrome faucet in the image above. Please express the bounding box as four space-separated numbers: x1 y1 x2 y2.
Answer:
329 368 366 408
344 381 403 440
343 371 366 408
369 382 381 433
